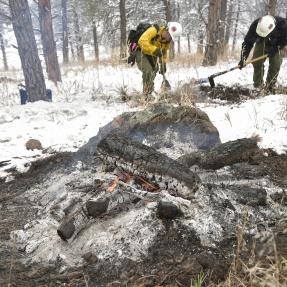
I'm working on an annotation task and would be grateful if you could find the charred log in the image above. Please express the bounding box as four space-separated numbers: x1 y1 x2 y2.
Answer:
96 134 201 200
86 198 109 218
157 201 183 219
178 137 260 170
230 186 267 206
57 207 89 241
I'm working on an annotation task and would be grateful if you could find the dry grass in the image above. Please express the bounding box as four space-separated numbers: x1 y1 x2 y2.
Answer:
280 96 287 120
208 211 287 287
171 52 204 68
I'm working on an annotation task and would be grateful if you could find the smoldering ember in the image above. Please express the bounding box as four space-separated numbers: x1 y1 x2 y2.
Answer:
1 103 287 286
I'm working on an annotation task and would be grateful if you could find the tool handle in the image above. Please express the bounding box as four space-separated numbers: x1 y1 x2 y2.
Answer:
245 54 268 65
210 66 238 78
210 54 268 78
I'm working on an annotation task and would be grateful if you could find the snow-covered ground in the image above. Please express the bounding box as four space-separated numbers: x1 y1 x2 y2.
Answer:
0 59 287 179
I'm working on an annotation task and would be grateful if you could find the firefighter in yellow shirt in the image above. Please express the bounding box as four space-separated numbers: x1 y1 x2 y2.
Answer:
135 22 182 99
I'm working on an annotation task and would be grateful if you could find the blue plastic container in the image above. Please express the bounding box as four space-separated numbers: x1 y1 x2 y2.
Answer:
19 88 52 104
46 89 52 102
20 89 28 105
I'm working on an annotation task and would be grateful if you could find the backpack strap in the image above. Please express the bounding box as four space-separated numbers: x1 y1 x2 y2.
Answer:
153 24 160 31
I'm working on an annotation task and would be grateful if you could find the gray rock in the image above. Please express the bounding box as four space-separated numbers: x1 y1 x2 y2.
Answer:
79 104 220 156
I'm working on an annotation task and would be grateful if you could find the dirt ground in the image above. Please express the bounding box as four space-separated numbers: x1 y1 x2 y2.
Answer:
156 83 287 105
0 148 286 287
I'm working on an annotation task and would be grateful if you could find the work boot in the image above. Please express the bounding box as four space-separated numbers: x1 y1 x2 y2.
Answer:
144 91 157 103
251 85 264 97
264 83 276 95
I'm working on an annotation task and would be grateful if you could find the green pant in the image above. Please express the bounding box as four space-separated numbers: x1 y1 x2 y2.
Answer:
252 40 282 90
136 50 159 95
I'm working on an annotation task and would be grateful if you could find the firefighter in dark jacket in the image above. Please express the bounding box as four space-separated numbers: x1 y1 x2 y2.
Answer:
239 15 287 92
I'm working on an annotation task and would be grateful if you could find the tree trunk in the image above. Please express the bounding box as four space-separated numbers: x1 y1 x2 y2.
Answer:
177 3 181 54
187 34 191 53
224 0 234 52
196 32 204 55
70 41 75 60
162 0 175 60
72 0 84 62
38 0 61 85
0 32 8 71
232 2 240 53
119 0 127 59
61 0 69 64
202 0 221 66
9 0 47 102
93 23 99 62
218 0 227 55
266 0 277 16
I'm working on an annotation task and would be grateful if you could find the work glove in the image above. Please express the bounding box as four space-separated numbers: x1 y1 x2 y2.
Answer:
268 46 279 58
154 48 163 58
127 54 136 66
238 42 250 70
238 51 247 70
159 63 167 75
238 58 246 70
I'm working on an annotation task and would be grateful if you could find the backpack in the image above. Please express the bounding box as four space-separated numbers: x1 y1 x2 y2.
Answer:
127 23 159 64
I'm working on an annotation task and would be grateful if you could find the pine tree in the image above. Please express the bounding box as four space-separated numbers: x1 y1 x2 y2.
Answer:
9 0 47 102
38 0 62 84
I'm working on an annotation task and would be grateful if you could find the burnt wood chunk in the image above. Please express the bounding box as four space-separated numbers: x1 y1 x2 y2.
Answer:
57 208 89 242
86 198 109 218
96 134 201 199
178 137 260 169
57 218 75 241
157 201 183 219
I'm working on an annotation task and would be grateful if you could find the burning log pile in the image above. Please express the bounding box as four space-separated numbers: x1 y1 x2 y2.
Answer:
97 134 201 199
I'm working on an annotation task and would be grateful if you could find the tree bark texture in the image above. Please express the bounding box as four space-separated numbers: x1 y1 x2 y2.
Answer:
232 2 240 52
9 0 47 102
61 0 69 64
177 3 181 54
162 0 175 60
38 0 61 84
266 0 277 16
119 0 127 59
224 0 234 51
72 0 84 62
0 32 8 70
218 0 227 55
202 0 221 66
187 34 191 53
196 32 204 54
93 23 99 62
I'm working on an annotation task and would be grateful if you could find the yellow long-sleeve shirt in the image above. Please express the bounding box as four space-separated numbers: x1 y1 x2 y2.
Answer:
138 26 170 63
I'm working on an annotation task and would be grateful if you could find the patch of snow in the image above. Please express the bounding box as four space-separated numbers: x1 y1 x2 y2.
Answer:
1 59 286 180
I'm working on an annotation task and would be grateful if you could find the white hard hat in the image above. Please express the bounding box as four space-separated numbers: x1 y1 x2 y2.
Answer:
256 15 276 37
167 22 182 40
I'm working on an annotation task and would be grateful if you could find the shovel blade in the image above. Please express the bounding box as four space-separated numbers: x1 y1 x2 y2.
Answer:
208 76 215 88
161 79 171 91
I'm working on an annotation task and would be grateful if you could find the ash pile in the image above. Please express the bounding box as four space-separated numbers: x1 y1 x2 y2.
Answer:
1 104 287 286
